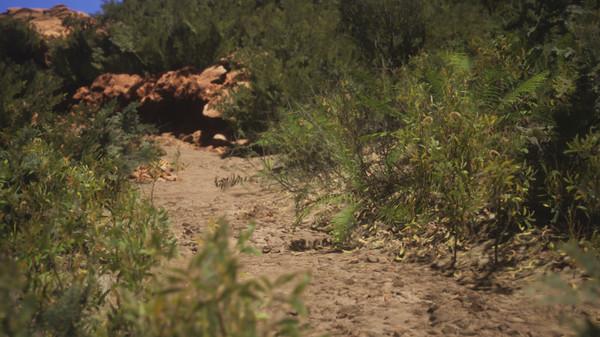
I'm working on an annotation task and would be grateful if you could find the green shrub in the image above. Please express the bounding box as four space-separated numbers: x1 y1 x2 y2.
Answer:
0 104 175 336
0 62 63 134
543 242 600 336
543 132 600 237
260 71 398 241
263 42 546 260
51 103 160 175
0 6 312 336
0 144 174 336
0 94 307 337
50 0 220 90
258 0 600 262
340 0 425 68
100 0 221 73
220 0 356 139
0 16 46 66
369 51 537 261
509 2 600 240
50 24 146 91
110 220 307 337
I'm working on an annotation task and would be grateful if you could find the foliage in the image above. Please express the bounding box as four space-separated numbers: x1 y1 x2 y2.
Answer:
385 53 535 262
0 16 46 65
218 0 357 139
0 18 64 134
543 132 600 236
259 72 396 241
0 84 305 337
110 220 307 337
263 48 539 260
101 0 221 73
50 26 139 90
0 62 63 134
0 97 174 336
2 1 600 336
260 1 600 266
1 5 309 337
543 242 600 336
340 0 425 68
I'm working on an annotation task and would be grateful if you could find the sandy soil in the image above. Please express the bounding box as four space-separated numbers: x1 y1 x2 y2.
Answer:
141 139 583 337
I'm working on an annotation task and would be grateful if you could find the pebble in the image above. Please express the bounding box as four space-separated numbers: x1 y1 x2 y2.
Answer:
366 255 380 263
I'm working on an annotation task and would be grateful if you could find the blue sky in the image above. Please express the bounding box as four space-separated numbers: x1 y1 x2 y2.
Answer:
2 1 105 14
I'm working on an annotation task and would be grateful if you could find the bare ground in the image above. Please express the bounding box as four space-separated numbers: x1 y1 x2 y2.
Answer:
141 138 586 337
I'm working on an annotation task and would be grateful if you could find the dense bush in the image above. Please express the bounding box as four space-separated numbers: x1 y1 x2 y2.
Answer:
0 72 174 334
1 0 599 335
0 16 306 336
110 221 307 337
101 0 221 73
0 17 63 132
219 0 356 139
340 0 425 68
40 0 466 141
544 242 600 336
0 17 46 65
261 0 599 266
262 48 538 259
0 63 63 133
0 84 306 337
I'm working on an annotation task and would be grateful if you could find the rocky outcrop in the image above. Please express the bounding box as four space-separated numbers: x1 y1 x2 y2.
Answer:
74 60 249 148
74 73 144 103
3 5 248 149
1 5 94 39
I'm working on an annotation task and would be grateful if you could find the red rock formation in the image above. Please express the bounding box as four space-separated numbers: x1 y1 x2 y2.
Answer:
74 60 248 148
2 5 248 149
1 5 94 39
74 73 144 103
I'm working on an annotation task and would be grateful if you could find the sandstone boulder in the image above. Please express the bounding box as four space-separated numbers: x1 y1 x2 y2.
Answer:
1 5 94 40
73 59 248 148
74 73 144 103
75 61 242 110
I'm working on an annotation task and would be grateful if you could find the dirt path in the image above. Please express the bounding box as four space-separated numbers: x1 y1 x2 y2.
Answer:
142 139 577 337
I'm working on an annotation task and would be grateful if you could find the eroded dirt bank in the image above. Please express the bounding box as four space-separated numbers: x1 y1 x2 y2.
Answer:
142 138 579 337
